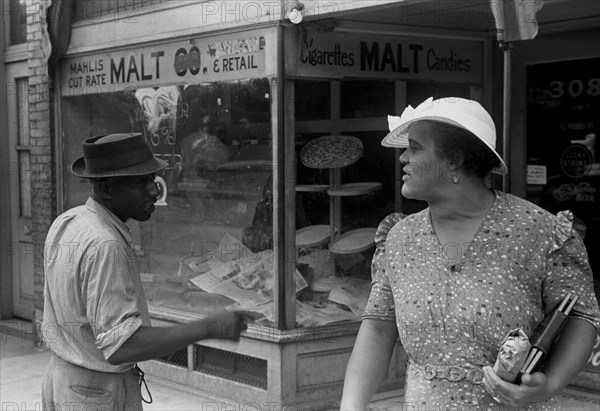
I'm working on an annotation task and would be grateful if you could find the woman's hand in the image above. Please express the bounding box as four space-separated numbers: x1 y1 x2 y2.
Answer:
482 366 553 407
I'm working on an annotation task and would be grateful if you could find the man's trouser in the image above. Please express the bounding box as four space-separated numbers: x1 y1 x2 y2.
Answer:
42 354 143 410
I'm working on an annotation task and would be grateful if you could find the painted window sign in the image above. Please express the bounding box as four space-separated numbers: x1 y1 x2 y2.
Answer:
294 32 482 82
175 37 266 76
61 32 269 95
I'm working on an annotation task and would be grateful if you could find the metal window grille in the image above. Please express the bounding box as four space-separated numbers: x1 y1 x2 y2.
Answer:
157 346 187 368
154 344 268 389
74 0 171 22
193 345 267 389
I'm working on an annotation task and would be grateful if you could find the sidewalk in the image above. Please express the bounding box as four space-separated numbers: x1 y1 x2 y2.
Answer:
0 320 214 411
2 319 599 410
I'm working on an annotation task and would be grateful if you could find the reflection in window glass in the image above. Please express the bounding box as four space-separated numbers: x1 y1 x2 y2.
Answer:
406 82 470 106
61 79 275 319
295 80 330 121
340 80 394 119
338 131 395 228
526 58 600 299
17 78 31 217
295 81 397 328
8 0 27 45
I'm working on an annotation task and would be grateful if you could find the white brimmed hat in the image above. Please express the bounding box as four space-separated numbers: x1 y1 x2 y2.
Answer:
382 97 508 175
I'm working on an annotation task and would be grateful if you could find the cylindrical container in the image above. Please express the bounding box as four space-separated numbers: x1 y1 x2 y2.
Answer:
310 276 347 305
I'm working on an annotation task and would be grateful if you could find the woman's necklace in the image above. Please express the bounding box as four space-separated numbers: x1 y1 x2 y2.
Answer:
430 192 496 273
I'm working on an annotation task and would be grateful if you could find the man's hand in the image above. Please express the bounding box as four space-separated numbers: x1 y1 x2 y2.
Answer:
109 310 257 365
482 366 552 407
202 310 255 341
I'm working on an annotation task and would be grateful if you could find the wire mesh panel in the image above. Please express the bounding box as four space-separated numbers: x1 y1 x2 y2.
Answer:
193 344 267 389
157 346 188 368
74 0 172 22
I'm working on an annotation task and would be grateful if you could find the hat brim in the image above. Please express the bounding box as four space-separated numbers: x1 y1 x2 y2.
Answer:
382 116 508 176
71 156 169 178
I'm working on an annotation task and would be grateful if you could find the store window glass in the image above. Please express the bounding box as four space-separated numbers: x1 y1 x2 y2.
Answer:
526 57 600 300
8 0 27 45
406 82 470 106
295 80 330 121
340 80 394 119
294 80 396 328
62 79 277 320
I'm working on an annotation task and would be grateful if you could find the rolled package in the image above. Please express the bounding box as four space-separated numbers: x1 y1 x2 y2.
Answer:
493 328 531 382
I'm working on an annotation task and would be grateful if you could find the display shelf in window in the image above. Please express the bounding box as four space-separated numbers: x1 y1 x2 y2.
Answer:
329 227 377 255
295 184 329 193
295 224 333 249
299 135 364 169
327 182 382 197
296 135 380 299
298 135 381 243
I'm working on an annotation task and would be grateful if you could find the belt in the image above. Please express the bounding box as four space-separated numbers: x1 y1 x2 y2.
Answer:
409 359 484 385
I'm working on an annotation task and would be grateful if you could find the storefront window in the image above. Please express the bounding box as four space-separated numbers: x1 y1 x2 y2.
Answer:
295 80 330 121
293 80 475 323
62 79 278 319
526 57 600 299
406 82 471 106
340 80 395 119
7 0 27 45
294 80 398 327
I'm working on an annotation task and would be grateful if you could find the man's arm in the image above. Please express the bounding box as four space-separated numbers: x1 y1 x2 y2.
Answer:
108 310 247 365
483 318 596 406
340 319 399 411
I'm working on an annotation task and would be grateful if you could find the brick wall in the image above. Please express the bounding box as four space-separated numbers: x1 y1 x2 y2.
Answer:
26 0 55 343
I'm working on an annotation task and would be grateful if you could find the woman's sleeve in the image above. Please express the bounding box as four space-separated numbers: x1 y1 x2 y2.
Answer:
543 211 600 329
362 213 404 321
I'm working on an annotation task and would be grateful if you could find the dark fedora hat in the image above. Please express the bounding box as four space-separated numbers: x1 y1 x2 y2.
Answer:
71 133 168 178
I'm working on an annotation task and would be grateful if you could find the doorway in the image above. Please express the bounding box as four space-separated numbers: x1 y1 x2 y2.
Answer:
5 60 35 320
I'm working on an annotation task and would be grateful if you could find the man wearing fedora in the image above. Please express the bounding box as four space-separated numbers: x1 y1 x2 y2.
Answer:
41 133 250 410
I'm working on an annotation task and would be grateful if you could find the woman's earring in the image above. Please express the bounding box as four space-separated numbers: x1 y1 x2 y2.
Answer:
452 175 459 184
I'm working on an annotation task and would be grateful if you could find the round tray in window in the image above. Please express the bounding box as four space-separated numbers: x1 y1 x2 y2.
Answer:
295 184 329 193
300 135 363 169
327 182 382 197
296 225 332 248
329 228 376 254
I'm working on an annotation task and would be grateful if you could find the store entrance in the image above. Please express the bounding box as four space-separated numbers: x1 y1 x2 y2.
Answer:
5 61 35 320
526 57 600 300
525 57 600 383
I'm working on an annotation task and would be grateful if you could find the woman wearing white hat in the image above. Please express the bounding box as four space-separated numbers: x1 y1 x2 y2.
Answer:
341 97 600 410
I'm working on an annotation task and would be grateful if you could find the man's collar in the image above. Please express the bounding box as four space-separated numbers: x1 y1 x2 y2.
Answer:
85 197 133 243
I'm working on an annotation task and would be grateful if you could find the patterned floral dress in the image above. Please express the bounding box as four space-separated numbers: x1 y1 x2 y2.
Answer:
363 190 600 410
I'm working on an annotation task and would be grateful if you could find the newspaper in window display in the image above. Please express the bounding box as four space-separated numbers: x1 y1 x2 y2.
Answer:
189 233 308 309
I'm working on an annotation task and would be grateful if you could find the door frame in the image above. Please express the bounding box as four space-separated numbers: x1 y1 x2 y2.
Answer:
2 29 34 319
5 59 35 320
0 19 12 319
1 19 31 319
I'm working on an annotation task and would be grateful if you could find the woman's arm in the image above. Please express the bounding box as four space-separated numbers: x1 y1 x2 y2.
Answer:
483 317 596 406
530 317 596 393
340 319 399 411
